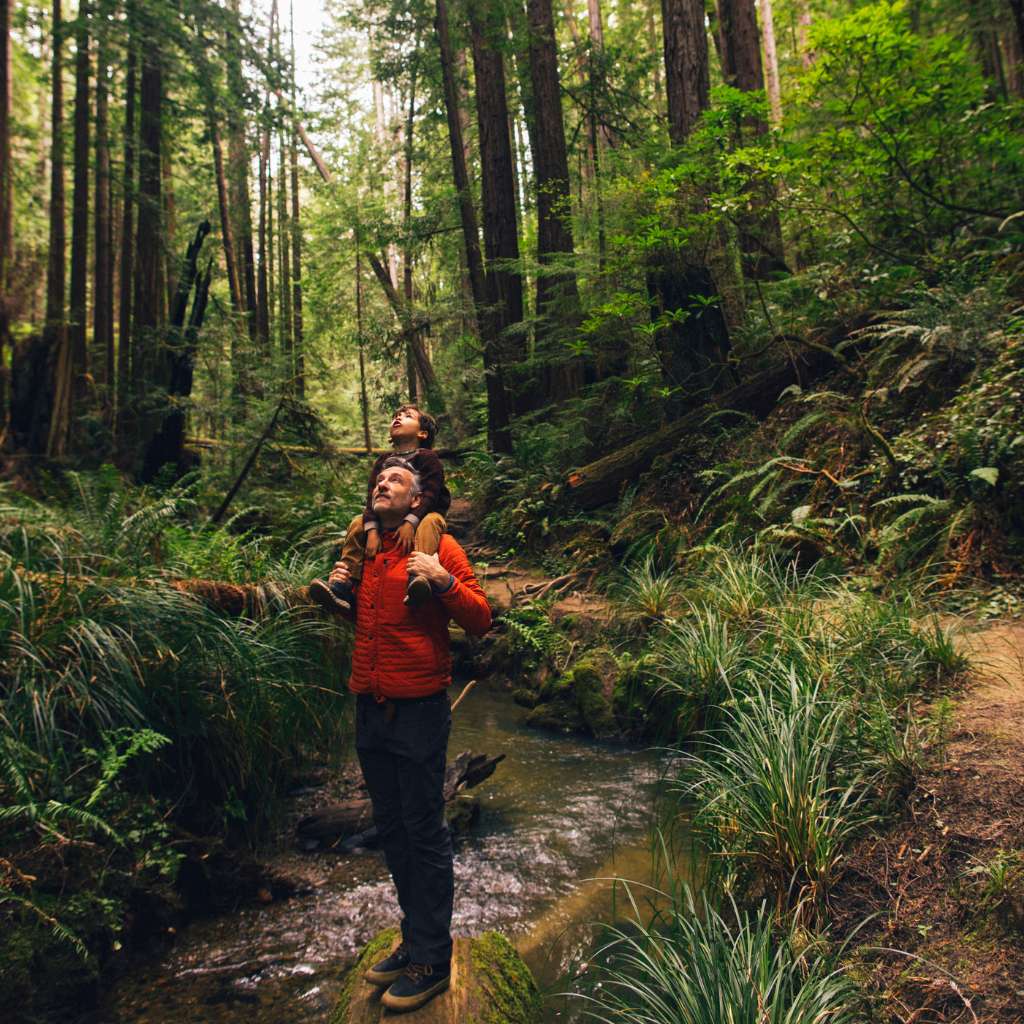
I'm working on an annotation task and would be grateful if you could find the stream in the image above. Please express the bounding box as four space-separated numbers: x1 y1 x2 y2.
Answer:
99 684 671 1023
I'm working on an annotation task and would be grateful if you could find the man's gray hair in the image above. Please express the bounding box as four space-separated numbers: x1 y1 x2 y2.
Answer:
380 456 422 496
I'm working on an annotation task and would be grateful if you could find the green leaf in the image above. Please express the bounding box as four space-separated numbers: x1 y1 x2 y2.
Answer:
968 467 999 487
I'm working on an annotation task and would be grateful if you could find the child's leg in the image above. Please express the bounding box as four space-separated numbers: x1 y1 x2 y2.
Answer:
339 514 368 582
412 513 447 557
405 514 447 608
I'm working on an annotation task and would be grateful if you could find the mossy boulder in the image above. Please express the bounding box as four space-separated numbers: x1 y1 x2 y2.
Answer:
526 651 620 739
332 930 540 1024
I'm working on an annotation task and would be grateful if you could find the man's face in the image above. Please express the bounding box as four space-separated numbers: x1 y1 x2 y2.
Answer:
389 407 424 445
372 466 422 519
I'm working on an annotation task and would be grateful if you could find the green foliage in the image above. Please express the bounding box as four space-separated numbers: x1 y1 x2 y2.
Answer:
575 886 861 1024
786 1 1024 256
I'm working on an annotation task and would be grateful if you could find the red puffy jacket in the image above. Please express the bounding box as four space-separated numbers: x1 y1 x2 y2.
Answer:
347 531 492 700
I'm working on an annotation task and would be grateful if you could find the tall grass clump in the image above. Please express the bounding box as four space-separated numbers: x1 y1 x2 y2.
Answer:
576 885 861 1024
677 676 875 909
0 474 351 828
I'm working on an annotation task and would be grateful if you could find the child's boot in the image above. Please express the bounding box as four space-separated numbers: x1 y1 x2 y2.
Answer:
405 574 432 607
309 577 356 615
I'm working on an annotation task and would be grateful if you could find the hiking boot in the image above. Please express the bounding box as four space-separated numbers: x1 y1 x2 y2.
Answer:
309 578 354 615
364 942 410 986
381 961 451 1012
404 574 432 607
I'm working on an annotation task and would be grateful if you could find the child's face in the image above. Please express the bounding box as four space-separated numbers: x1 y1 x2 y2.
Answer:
389 407 425 445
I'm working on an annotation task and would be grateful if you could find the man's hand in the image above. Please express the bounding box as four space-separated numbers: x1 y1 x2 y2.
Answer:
407 551 451 589
328 562 351 586
365 529 381 559
396 521 416 554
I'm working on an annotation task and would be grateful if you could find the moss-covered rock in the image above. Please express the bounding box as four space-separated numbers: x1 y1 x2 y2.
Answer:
526 651 620 739
525 700 584 732
332 930 540 1024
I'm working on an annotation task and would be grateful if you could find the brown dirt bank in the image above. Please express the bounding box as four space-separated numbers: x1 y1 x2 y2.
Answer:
834 620 1024 1024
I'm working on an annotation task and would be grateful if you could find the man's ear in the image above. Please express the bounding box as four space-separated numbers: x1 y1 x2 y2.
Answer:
410 492 422 510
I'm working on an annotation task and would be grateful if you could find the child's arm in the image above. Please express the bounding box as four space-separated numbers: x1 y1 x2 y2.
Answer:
405 451 449 527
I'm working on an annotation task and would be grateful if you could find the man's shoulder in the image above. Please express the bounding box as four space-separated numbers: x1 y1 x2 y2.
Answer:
437 533 469 562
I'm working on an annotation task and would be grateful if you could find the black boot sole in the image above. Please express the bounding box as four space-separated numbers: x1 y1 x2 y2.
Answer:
309 579 352 614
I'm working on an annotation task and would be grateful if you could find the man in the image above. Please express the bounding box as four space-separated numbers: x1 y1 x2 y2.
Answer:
325 456 491 1012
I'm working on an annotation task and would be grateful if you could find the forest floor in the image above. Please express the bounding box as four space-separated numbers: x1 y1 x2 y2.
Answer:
834 618 1024 1023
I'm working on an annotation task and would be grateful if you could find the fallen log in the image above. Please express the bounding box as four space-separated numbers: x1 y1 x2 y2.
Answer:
295 750 505 850
564 328 866 510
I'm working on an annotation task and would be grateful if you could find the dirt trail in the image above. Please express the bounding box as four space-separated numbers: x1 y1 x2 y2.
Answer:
447 496 610 620
837 616 1024 1023
955 618 1024 742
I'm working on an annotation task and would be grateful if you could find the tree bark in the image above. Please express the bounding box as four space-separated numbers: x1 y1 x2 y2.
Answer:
435 0 512 453
760 0 783 124
469 4 526 375
210 111 244 314
228 0 258 343
132 28 163 422
797 0 813 69
717 0 786 275
0 0 12 423
93 2 114 410
525 0 584 401
276 126 292 359
662 0 710 144
50 1 91 456
658 0 733 408
355 248 372 452
116 9 136 439
140 222 212 482
289 3 304 399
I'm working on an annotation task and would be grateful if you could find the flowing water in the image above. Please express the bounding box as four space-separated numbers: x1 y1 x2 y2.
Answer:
100 684 672 1023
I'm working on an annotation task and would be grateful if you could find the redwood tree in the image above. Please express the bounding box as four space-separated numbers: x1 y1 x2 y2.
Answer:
468 3 525 374
525 0 584 401
435 0 512 452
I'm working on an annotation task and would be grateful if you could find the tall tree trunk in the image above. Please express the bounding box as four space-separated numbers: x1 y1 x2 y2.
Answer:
658 0 732 409
760 0 783 124
401 39 421 404
0 0 11 424
1010 0 1024 59
276 127 292 360
355 247 371 452
1004 16 1024 97
435 0 512 453
525 0 584 401
717 0 786 275
469 3 525 379
228 0 258 342
256 99 271 350
116 7 136 439
50 0 90 456
662 0 709 144
209 111 244 314
289 2 304 399
140 220 211 481
94 3 113 410
162 142 176 317
797 0 813 69
132 27 163 426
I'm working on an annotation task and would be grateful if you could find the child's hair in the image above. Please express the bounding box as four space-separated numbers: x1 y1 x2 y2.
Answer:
396 404 438 449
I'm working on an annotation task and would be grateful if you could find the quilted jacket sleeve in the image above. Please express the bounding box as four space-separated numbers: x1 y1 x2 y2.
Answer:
436 536 492 636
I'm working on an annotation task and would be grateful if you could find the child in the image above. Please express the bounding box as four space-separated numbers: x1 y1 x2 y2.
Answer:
309 405 451 614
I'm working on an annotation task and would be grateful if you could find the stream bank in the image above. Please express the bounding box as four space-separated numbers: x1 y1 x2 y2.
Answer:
96 683 669 1024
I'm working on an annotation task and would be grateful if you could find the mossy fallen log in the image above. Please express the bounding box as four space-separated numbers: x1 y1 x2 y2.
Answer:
565 329 865 509
331 929 541 1024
